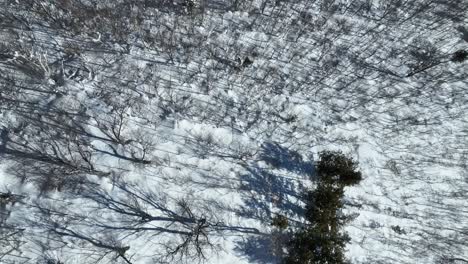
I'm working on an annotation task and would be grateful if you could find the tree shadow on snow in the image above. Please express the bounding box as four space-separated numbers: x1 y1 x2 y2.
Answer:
236 166 305 222
234 234 282 264
234 141 315 263
260 142 314 175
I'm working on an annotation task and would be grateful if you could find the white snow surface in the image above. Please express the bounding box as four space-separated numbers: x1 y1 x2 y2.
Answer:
0 1 467 264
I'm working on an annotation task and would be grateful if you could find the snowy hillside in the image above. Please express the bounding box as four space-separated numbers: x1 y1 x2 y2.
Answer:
0 0 467 263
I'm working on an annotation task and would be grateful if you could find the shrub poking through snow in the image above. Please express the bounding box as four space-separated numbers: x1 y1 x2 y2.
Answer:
271 214 289 230
451 50 467 63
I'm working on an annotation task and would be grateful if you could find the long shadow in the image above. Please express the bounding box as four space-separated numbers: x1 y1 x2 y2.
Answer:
234 141 314 263
260 142 314 175
236 166 305 222
234 234 281 264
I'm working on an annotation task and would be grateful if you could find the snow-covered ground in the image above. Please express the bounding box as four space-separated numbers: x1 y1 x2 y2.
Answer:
0 1 467 263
